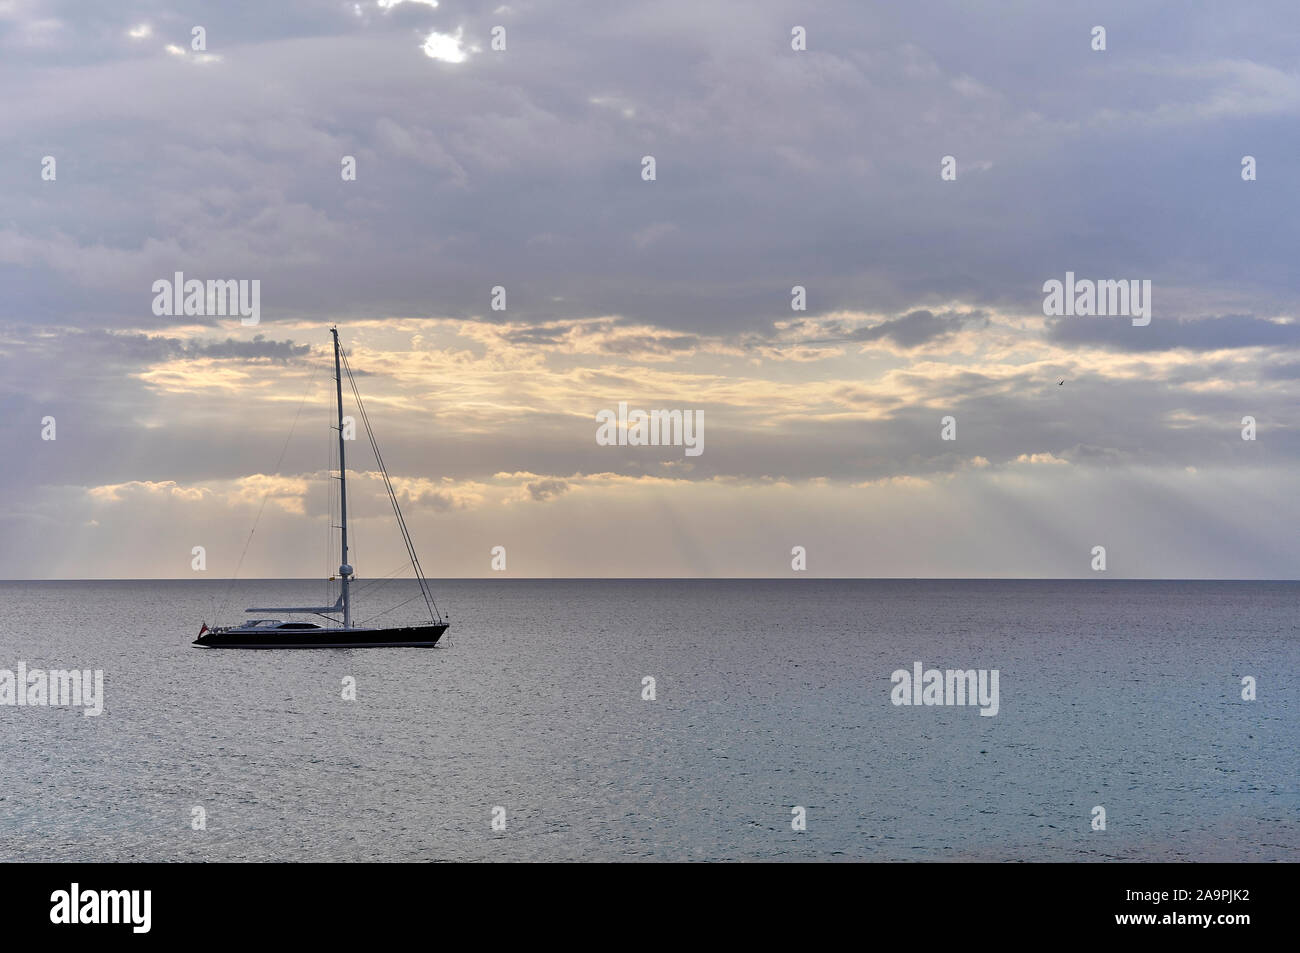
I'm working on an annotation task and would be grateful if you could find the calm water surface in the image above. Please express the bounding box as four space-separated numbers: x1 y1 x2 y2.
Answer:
0 579 1295 861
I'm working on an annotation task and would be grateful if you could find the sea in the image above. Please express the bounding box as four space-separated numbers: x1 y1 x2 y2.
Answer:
0 579 1295 862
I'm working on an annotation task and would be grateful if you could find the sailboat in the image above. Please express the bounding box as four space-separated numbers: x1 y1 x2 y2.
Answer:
193 327 449 649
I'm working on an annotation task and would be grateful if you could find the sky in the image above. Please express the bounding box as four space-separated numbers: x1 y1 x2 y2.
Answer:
0 0 1297 579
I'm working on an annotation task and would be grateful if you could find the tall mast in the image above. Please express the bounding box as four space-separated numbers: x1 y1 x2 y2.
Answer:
331 327 352 628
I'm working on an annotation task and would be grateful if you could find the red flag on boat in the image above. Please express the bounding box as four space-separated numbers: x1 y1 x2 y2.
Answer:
198 623 210 636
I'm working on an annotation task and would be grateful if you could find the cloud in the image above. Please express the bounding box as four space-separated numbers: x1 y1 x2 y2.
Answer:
1013 452 1070 466
1 1 1298 578
87 480 210 503
523 477 570 502
194 336 313 362
844 310 987 349
1047 314 1300 352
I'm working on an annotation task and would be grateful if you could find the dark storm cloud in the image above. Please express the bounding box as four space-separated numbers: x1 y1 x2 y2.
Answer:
194 336 312 362
598 333 700 356
1261 360 1300 380
4 0 1299 330
0 326 312 364
844 310 986 348
493 323 700 355
408 487 463 512
1047 314 1300 352
525 478 571 502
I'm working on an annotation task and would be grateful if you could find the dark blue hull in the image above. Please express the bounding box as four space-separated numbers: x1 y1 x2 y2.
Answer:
193 623 448 649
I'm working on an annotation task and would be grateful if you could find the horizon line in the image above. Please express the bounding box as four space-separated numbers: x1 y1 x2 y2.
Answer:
1 576 1296 583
